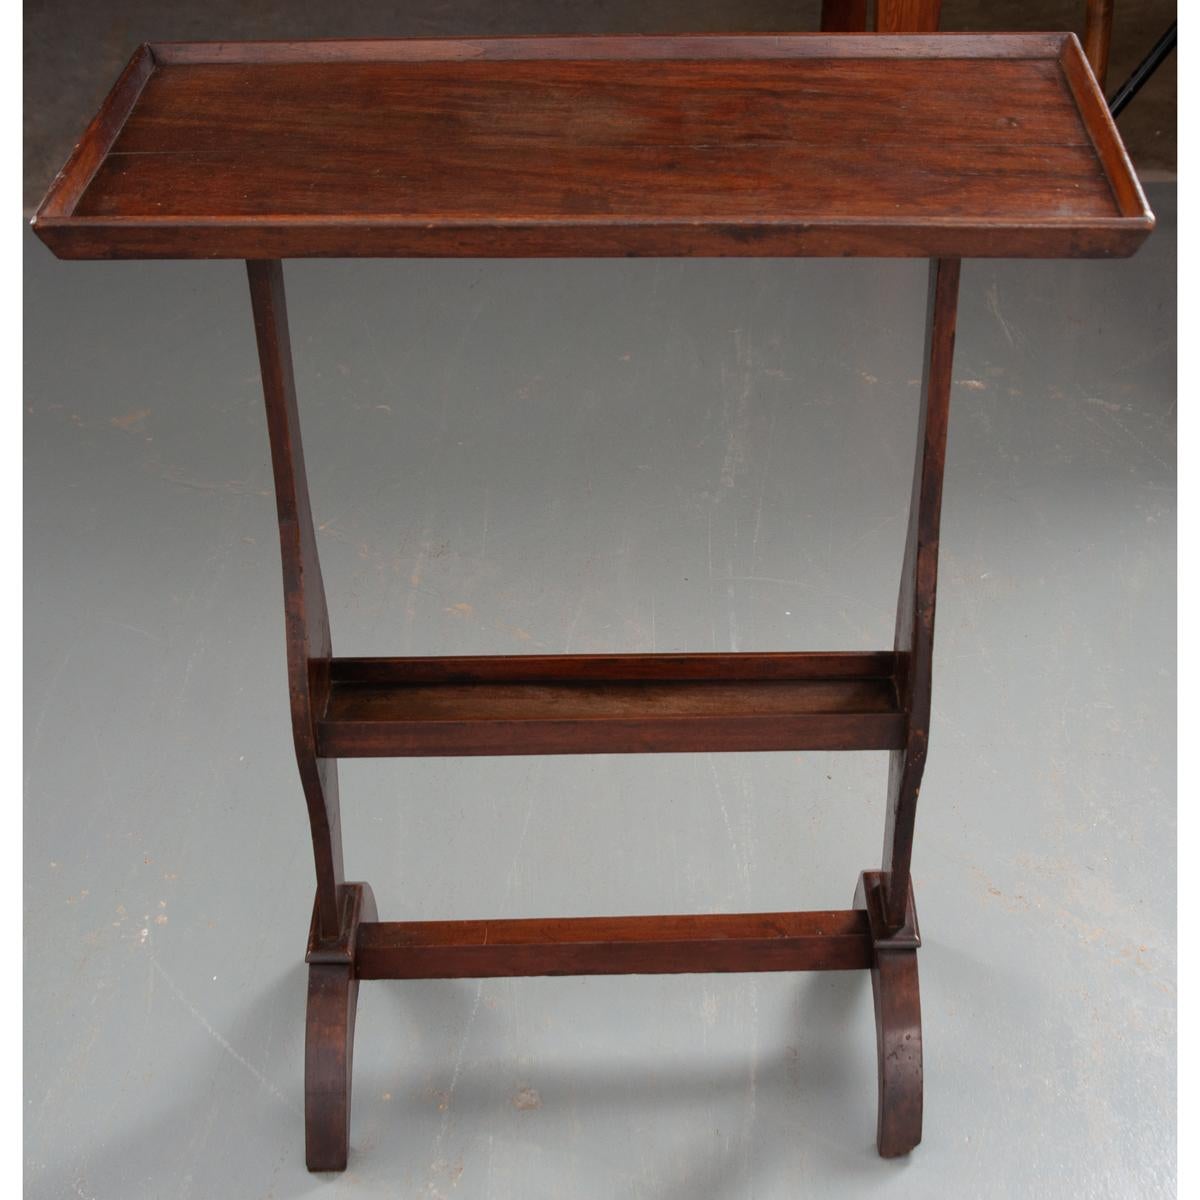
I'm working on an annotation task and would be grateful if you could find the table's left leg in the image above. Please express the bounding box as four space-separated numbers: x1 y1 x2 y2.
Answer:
246 259 344 941
304 883 377 1171
248 260 365 1171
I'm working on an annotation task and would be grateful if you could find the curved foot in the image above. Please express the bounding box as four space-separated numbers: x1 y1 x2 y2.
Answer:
854 871 922 1158
305 882 376 1171
869 944 922 1156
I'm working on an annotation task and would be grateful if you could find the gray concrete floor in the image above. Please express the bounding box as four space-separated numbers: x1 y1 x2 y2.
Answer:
24 189 1175 1198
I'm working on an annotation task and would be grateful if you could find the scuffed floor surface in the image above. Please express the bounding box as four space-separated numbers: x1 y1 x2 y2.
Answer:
24 187 1175 1199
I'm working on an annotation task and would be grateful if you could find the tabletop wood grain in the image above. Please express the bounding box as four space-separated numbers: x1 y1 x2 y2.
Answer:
32 33 1152 260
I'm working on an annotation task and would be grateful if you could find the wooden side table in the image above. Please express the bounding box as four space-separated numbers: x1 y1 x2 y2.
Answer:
32 32 1152 1171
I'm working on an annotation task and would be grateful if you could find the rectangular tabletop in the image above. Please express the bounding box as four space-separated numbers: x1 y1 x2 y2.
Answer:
33 33 1152 260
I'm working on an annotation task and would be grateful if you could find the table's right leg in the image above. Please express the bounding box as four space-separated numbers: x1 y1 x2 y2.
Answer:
880 257 960 932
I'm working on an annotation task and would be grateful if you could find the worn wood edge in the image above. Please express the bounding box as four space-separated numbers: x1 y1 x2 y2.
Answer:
31 44 156 224
32 217 1153 262
330 651 899 684
1058 32 1154 224
33 212 1150 231
148 32 1071 65
354 909 874 978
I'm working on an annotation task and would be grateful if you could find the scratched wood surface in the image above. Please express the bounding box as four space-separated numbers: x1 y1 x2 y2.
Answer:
32 34 1152 260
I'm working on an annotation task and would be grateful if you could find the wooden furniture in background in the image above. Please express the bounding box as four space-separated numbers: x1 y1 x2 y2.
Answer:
821 0 941 34
820 0 871 30
33 32 1152 1172
875 0 943 33
821 1 1115 88
1083 0 1114 87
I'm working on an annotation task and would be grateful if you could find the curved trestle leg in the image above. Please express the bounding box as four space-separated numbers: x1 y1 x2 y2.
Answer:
305 881 376 1171
854 870 923 1158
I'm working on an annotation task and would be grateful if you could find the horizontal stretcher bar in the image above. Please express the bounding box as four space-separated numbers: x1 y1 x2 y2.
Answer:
353 909 874 978
317 651 906 757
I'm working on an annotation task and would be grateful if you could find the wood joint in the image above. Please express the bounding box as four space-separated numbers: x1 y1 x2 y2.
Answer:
306 882 370 965
860 870 921 950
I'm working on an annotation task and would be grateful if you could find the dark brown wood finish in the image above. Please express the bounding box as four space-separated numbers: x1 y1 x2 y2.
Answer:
1058 30 1147 222
820 0 870 32
331 650 897 683
319 651 904 757
33 31 1156 1173
304 882 376 1171
31 34 1152 261
1083 0 1114 88
356 910 873 979
247 260 344 943
34 43 155 221
856 871 923 1157
818 0 1109 91
881 257 959 932
875 0 942 33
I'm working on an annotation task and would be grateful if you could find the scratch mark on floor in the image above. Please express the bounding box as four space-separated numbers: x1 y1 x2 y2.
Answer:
27 648 72 778
742 977 761 1193
150 958 300 1115
506 789 537 897
749 404 778 576
154 470 270 497
111 407 151 431
986 281 1023 351
1075 396 1173 473
404 541 429 653
480 485 491 565
105 619 164 642
428 980 484 1175
563 558 594 652
706 755 750 896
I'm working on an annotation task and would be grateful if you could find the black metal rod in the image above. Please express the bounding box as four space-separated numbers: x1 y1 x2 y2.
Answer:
1109 22 1176 119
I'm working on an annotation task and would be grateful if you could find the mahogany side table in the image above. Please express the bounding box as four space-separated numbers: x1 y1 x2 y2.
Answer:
32 32 1152 1171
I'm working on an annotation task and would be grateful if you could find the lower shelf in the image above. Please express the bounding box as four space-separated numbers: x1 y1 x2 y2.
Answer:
354 909 874 978
317 651 905 757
